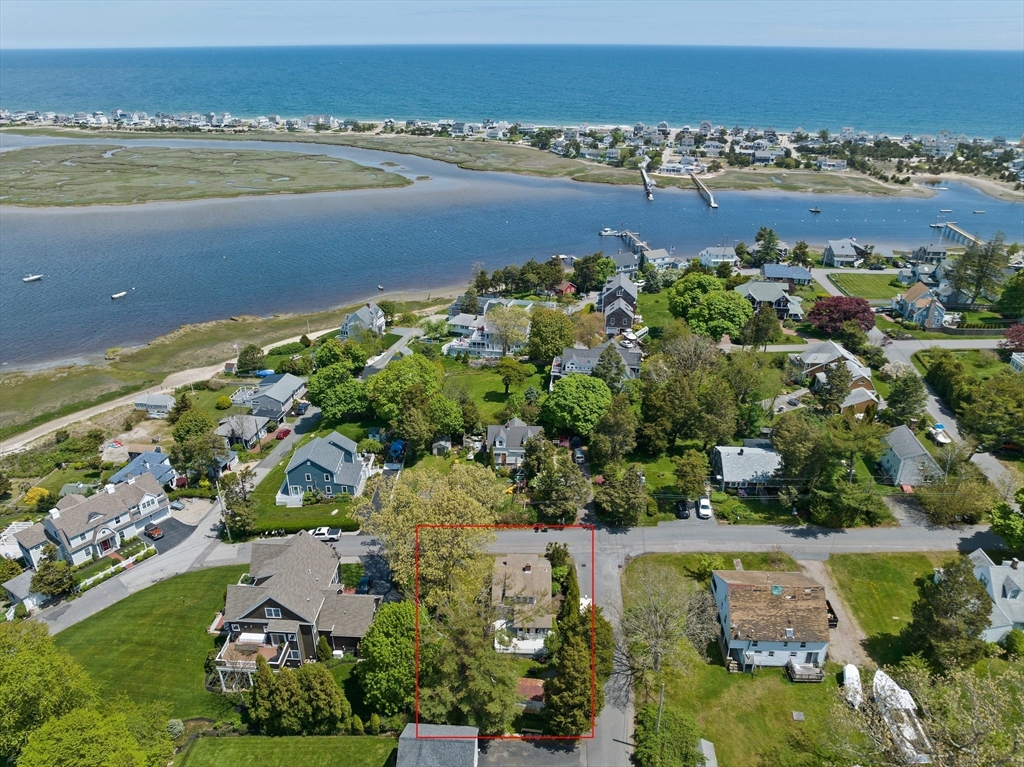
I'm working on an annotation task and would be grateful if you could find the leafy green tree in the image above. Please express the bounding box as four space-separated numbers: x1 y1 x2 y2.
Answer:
365 354 442 422
885 370 927 425
990 500 1024 552
589 393 637 464
828 411 886 482
268 667 309 735
837 319 869 353
0 555 20 584
902 554 992 667
591 344 627 394
523 435 556 479
528 307 574 361
428 396 463 437
223 501 256 539
946 231 1009 307
667 273 721 318
419 318 450 340
741 303 781 350
790 240 812 267
377 300 397 323
715 260 733 279
640 261 662 293
0 470 11 497
356 602 416 716
315 337 350 369
171 408 217 443
495 357 530 395
531 461 589 523
306 362 352 406
816 360 853 414
957 373 1024 446
573 310 607 349
595 463 647 526
30 544 75 598
247 655 277 733
916 473 997 526
542 374 612 435
395 407 434 456
488 304 531 354
770 411 833 489
995 269 1024 317
0 620 97 761
32 489 57 514
633 704 702 767
166 392 193 424
687 290 754 341
809 475 888 527
236 343 265 373
673 449 710 500
18 707 148 767
169 432 228 484
544 632 601 737
693 379 739 450
296 662 350 735
320 377 370 421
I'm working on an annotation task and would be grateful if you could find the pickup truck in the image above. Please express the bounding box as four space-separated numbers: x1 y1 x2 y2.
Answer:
826 599 839 628
309 527 342 542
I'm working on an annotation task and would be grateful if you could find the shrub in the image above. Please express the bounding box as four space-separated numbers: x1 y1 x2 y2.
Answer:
206 378 226 391
215 396 232 410
268 341 306 356
368 713 381 735
166 719 185 739
54 429 70 444
349 715 364 735
14 603 28 619
1004 627 1024 659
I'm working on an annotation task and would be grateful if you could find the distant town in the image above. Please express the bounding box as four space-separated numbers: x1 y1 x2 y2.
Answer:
3 108 1023 183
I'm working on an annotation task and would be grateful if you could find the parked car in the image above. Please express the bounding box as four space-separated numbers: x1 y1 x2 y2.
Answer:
869 263 886 270
697 497 713 520
276 428 292 440
169 501 185 511
144 523 164 540
787 397 801 407
674 500 691 519
356 576 371 594
309 527 342 542
296 402 310 415
999 441 1021 452
573 448 586 464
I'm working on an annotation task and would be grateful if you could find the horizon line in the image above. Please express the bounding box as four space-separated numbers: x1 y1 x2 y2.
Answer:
2 42 1022 53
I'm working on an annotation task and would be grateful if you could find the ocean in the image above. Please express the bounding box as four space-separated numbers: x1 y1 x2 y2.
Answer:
0 45 1022 137
2 134 1022 369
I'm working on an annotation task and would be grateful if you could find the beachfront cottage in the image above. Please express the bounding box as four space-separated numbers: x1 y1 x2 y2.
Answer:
133 393 175 419
397 724 479 767
879 425 941 487
968 549 1024 643
231 373 307 424
822 239 871 267
15 474 170 568
761 263 812 287
492 554 554 656
280 431 375 503
698 247 740 270
711 570 830 673
216 532 381 691
215 414 270 451
486 418 543 468
339 302 386 339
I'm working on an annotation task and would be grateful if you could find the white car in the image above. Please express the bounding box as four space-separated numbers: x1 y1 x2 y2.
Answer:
697 497 713 519
929 424 951 445
309 526 342 542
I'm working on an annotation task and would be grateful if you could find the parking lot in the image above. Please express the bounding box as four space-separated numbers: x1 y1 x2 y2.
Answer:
148 517 195 554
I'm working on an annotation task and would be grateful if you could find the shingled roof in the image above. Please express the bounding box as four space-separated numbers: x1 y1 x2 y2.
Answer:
715 570 829 643
397 724 478 767
48 474 165 548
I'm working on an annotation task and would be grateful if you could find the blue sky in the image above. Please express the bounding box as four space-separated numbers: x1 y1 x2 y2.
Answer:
1 0 1022 51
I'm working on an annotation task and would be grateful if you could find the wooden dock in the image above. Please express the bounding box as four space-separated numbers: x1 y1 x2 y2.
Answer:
616 230 651 255
941 222 984 247
690 172 718 208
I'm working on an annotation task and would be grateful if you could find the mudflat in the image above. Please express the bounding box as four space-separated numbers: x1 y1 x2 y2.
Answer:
0 144 410 206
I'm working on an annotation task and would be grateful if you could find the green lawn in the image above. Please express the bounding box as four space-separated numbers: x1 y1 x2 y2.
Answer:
441 361 546 423
637 292 674 332
178 736 397 767
828 552 954 666
713 494 802 524
623 554 838 767
36 465 103 497
56 565 247 720
828 273 902 300
327 661 374 720
630 551 797 578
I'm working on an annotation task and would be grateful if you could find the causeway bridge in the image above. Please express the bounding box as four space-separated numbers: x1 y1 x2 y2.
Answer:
690 172 718 208
941 222 984 247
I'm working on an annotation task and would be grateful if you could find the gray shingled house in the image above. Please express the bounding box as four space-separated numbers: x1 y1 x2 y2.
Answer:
339 302 386 339
281 431 375 502
486 418 543 467
397 723 479 767
216 531 380 691
879 425 941 487
711 444 782 491
549 340 642 389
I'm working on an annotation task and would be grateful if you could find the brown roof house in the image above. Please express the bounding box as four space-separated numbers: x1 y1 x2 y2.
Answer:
711 570 830 673
492 554 553 657
892 282 946 329
216 531 380 691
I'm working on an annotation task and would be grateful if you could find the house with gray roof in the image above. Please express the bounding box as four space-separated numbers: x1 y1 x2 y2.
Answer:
397 723 479 767
215 414 270 451
879 425 941 487
281 431 375 504
699 246 739 270
3 569 45 617
822 239 870 267
15 473 169 568
912 243 948 264
789 340 863 379
108 449 180 489
734 281 804 320
133 393 175 419
597 274 638 311
761 263 812 286
216 531 381 690
486 418 543 467
711 445 782 491
549 340 642 388
233 373 306 424
968 549 1024 643
339 302 386 339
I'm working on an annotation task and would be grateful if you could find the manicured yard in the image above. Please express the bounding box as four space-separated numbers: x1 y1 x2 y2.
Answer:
828 273 902 300
828 552 954 666
177 736 397 767
636 291 674 332
440 360 546 423
328 660 375 720
623 553 839 767
56 565 248 720
36 465 103 497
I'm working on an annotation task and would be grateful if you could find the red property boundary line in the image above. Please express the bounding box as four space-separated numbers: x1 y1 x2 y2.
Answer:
413 523 597 740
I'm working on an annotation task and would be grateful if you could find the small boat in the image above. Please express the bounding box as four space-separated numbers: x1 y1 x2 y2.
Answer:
809 207 821 213
22 274 43 283
939 209 952 212
974 210 985 214
645 189 653 201
929 223 944 228
377 285 384 291
111 291 127 300
599 227 618 236
843 664 863 709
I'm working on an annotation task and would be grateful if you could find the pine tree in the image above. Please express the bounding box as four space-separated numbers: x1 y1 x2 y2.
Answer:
166 392 193 424
268 668 309 735
296 662 349 735
247 656 277 733
591 344 626 394
544 632 601 737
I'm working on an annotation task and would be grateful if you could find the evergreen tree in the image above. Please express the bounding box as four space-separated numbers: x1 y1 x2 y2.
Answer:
246 656 277 733
460 287 480 314
316 636 332 663
236 343 266 373
558 564 581 627
591 344 626 394
166 392 193 424
296 663 348 735
544 632 601 737
817 360 852 414
946 231 1009 307
268 668 309 735
590 393 637 464
885 371 927 425
742 303 781 350
30 544 75 598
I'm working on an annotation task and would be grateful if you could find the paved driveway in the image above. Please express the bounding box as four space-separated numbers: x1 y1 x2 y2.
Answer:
149 517 195 554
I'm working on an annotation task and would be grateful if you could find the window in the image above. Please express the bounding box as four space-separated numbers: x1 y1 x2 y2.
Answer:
231 624 240 632
324 486 333 495
265 607 282 619
305 473 312 482
768 651 775 657
340 487 349 494
287 650 300 661
751 641 758 647
800 642 806 648
288 634 296 641
307 485 313 492
324 473 331 482
790 652 797 657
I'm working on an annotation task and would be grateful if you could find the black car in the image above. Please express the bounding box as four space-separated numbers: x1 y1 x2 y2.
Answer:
869 263 886 270
674 500 691 519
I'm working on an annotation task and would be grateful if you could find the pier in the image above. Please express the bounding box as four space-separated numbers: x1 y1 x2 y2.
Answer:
690 172 718 208
640 167 654 200
941 222 984 247
613 230 651 255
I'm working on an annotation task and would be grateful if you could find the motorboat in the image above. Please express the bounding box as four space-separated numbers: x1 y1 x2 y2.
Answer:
111 291 127 300
974 210 985 214
929 424 951 445
842 664 862 708
809 207 821 213
377 285 384 291
22 274 43 283
599 227 619 236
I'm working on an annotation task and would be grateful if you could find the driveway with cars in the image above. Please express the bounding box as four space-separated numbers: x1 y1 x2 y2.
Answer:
148 517 195 554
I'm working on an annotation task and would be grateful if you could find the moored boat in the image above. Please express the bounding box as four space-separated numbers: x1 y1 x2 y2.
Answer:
809 207 821 213
22 274 43 283
377 285 384 291
111 291 127 299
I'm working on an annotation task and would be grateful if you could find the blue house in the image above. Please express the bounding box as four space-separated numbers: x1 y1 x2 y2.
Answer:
109 449 180 490
281 432 375 503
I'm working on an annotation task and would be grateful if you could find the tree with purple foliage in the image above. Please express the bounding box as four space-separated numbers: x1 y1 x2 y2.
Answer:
999 323 1024 353
807 296 875 334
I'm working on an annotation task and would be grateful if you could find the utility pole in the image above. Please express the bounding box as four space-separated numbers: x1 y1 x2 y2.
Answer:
216 479 232 543
656 682 665 734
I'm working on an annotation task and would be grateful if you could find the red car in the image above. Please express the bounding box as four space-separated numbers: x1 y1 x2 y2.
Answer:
276 428 292 440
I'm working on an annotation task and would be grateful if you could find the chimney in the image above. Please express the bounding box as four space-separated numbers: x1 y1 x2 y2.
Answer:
49 508 60 519
127 475 136 485
1013 558 1020 570
105 484 117 494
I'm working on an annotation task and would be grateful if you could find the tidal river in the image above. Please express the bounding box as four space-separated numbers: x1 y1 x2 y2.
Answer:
1 135 1022 369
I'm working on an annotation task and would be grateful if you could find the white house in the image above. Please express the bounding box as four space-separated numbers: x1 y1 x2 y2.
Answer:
822 239 871 267
339 302 386 339
133 393 175 419
711 570 830 672
699 247 740 270
1010 352 1024 373
492 554 553 656
15 474 170 567
816 158 848 170
968 549 1024 643
879 426 941 487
